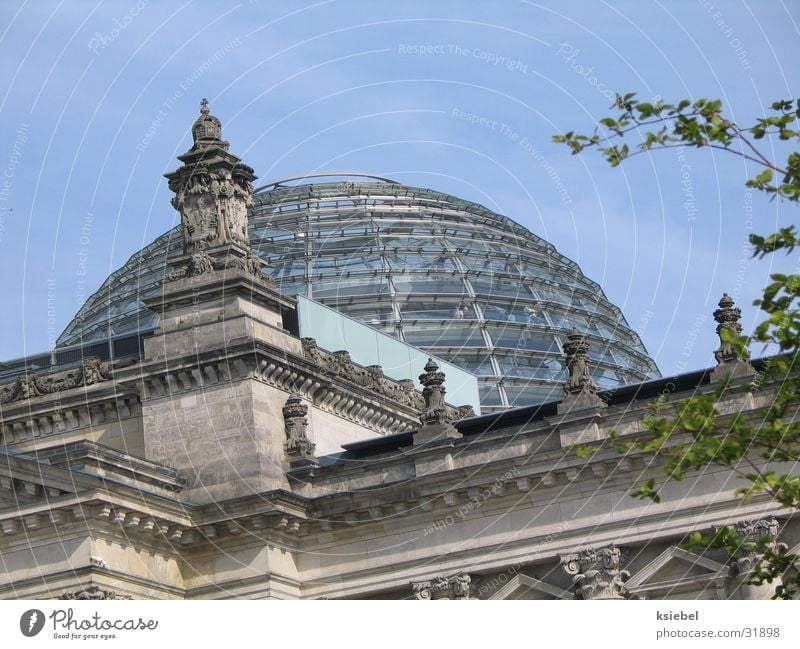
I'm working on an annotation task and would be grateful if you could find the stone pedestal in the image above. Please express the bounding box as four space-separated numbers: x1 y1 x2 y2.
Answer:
130 267 304 504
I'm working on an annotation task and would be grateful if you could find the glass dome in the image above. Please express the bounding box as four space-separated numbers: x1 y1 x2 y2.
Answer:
57 175 660 412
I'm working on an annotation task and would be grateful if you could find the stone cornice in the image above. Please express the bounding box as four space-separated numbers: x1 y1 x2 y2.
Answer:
37 440 185 493
0 368 140 445
143 266 294 318
0 357 114 405
116 337 424 435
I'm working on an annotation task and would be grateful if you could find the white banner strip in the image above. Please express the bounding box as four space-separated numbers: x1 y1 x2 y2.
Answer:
1 600 798 648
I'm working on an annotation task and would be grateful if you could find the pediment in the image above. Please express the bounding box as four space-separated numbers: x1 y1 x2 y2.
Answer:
627 546 729 599
488 574 574 600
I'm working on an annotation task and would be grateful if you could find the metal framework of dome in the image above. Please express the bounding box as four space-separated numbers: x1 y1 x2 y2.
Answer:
57 174 660 411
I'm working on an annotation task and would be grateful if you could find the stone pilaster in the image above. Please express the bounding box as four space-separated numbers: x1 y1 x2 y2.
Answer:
561 545 629 599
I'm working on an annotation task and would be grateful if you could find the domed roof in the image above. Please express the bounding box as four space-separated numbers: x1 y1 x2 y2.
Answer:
57 175 659 411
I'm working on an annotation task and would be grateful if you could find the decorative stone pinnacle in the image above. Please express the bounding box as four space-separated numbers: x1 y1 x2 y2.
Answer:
557 327 606 414
563 327 598 397
163 101 270 282
419 358 448 423
713 293 749 365
561 545 629 599
283 393 317 467
414 358 461 443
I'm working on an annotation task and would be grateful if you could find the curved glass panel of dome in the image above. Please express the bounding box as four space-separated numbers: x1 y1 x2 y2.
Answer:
57 175 660 412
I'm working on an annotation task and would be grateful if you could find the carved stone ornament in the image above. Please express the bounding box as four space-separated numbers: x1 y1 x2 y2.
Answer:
58 586 131 600
563 327 598 397
283 393 317 465
732 517 786 575
299 338 475 419
412 572 474 600
165 250 266 282
419 358 450 426
0 357 112 405
713 293 749 365
163 99 274 287
561 545 630 599
166 100 255 254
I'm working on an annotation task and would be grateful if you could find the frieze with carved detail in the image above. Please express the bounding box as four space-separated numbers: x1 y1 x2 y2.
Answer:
165 250 267 282
412 572 474 600
0 357 112 405
58 586 131 600
300 338 475 419
732 517 786 575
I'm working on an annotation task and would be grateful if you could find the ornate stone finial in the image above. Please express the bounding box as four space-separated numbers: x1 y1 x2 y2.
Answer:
283 393 317 468
412 572 474 600
164 101 266 280
563 327 597 396
711 293 753 380
420 358 446 414
414 358 461 443
558 328 606 413
713 293 749 364
191 99 222 147
561 545 629 599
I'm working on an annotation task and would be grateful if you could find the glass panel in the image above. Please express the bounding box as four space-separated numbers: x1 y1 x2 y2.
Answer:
593 368 629 388
403 325 485 348
335 301 395 324
399 298 480 321
469 275 534 299
385 252 456 271
313 276 388 298
549 311 605 335
480 300 548 325
496 353 564 380
503 383 562 406
436 350 495 376
479 383 503 406
461 256 522 274
588 347 617 365
486 325 560 353
391 274 467 296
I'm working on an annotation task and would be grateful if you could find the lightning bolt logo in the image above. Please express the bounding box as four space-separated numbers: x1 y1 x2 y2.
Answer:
20 608 45 637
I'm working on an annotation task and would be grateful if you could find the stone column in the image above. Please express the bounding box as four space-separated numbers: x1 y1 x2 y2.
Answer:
561 545 629 599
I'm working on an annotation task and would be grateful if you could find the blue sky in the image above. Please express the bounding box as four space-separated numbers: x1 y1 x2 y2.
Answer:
0 0 797 375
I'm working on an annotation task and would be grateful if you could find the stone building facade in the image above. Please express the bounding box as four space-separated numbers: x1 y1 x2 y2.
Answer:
0 104 796 600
